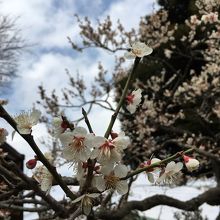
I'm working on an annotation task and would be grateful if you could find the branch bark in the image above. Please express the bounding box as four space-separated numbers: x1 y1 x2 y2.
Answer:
0 104 76 200
98 187 220 220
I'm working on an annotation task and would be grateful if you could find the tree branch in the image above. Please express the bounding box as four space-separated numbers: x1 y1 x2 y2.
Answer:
98 187 220 220
0 104 76 200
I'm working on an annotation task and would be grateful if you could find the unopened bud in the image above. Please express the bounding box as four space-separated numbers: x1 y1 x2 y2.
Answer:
183 155 199 172
26 159 37 169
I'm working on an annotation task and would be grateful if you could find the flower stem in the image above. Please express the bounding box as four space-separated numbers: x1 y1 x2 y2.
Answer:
120 148 194 180
104 57 141 139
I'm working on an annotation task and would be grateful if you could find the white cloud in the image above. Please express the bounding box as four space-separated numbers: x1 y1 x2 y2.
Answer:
102 0 158 30
1 1 218 219
0 0 79 48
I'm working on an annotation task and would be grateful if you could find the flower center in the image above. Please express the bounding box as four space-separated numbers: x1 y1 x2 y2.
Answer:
105 174 120 189
70 136 85 151
23 123 32 130
132 48 142 56
99 141 115 157
126 94 134 104
100 140 115 150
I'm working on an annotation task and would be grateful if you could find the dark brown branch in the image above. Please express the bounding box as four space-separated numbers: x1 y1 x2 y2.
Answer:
6 160 68 218
0 104 76 200
0 203 48 212
98 187 220 220
4 198 46 205
82 107 94 133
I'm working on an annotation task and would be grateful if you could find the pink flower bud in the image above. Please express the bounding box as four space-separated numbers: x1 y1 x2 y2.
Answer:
183 155 199 172
26 159 37 169
183 155 190 163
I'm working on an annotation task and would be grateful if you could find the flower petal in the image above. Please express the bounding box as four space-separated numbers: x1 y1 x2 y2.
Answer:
173 162 183 173
72 195 84 204
100 163 114 175
30 109 41 124
83 203 92 216
87 193 100 198
94 176 106 192
116 180 128 195
90 148 99 159
62 146 75 161
124 51 136 59
165 161 176 172
89 136 106 148
59 132 73 147
127 104 137 114
156 173 166 183
73 127 87 136
147 173 155 183
114 164 128 178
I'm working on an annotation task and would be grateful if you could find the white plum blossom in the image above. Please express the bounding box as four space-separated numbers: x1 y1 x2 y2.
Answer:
14 109 41 134
59 127 94 162
52 117 68 138
72 193 100 215
33 152 53 193
201 12 218 24
140 158 161 183
183 155 200 172
126 89 142 114
189 15 201 26
90 132 130 165
124 42 153 59
94 164 129 195
157 161 183 184
111 132 130 151
0 128 8 145
164 49 172 59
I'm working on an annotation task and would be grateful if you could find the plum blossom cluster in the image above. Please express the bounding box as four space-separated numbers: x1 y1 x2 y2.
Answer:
10 36 202 217
140 156 199 184
57 125 130 195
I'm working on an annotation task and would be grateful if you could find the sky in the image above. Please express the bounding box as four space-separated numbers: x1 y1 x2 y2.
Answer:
0 0 219 219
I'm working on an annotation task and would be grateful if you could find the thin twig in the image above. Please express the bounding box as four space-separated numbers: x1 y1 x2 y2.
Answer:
104 57 141 138
120 148 194 180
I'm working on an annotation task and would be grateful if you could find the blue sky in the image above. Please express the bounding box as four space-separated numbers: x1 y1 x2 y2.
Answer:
0 0 218 219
